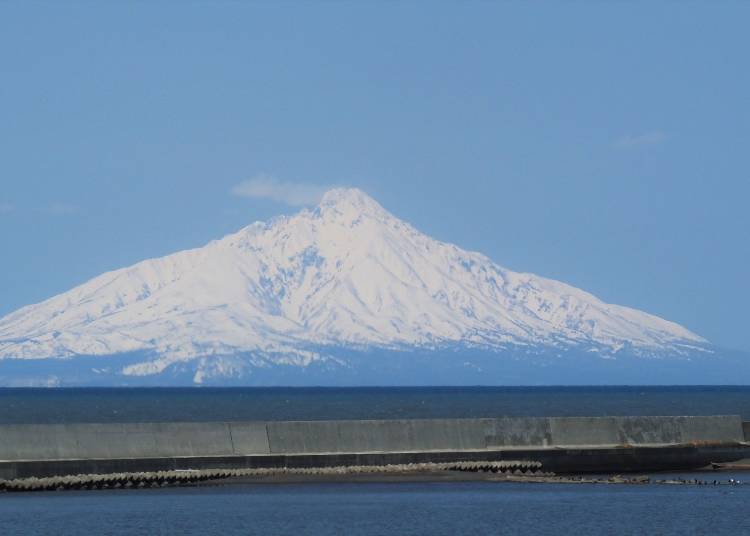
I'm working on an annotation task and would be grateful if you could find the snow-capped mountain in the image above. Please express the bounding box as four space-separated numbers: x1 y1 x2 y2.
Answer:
0 188 714 386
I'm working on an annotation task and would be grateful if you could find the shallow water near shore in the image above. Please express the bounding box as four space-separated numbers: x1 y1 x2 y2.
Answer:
2 385 750 423
2 478 750 535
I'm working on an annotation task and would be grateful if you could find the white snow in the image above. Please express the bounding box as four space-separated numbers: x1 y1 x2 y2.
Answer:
0 188 707 375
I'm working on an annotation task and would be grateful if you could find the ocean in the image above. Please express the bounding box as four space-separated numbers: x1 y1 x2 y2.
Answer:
2 478 750 535
2 386 749 535
2 385 750 423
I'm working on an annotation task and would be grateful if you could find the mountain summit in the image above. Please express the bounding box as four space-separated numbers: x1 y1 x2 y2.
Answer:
0 188 713 385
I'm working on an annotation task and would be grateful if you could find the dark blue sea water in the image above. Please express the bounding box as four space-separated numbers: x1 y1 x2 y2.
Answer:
2 386 750 535
2 480 750 535
1 386 749 423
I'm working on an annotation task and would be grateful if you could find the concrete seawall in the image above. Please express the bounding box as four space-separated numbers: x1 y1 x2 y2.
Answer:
1 416 748 479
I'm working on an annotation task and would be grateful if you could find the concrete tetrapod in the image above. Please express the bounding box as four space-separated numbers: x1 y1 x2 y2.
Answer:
0 460 544 493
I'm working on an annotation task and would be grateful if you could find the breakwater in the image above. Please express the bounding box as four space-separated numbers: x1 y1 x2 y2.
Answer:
1 415 748 480
0 461 544 492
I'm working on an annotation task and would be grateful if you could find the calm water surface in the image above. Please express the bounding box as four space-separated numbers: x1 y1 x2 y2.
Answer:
1 386 749 423
2 480 749 535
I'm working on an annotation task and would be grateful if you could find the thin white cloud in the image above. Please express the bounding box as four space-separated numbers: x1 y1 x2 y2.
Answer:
46 202 79 215
0 203 13 214
231 175 331 206
614 131 667 149
614 130 667 149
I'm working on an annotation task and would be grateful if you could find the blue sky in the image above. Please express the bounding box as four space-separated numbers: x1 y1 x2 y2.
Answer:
1 2 748 351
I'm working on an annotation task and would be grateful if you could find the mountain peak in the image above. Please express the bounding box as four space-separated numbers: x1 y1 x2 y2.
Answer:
318 188 387 219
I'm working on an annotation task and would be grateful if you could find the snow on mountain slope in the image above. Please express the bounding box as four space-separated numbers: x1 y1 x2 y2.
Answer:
0 188 707 380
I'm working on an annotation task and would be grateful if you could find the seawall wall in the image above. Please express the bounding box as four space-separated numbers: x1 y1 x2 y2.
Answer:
0 416 744 461
0 416 746 478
